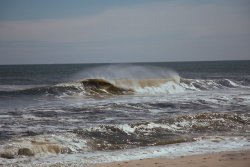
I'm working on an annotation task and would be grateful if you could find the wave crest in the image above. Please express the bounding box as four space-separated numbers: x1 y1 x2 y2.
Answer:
180 78 242 91
0 77 247 97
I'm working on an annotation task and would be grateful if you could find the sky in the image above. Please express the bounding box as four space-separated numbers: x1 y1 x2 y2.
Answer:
0 0 249 64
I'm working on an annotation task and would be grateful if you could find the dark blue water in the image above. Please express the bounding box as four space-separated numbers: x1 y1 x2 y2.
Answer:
1 60 249 85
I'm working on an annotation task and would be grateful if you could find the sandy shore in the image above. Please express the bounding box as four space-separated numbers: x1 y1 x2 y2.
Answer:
90 150 250 167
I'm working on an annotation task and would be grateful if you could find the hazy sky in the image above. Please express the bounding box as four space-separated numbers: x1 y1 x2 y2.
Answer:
0 0 249 64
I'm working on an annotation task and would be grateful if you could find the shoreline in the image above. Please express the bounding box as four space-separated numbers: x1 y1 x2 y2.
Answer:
89 150 250 167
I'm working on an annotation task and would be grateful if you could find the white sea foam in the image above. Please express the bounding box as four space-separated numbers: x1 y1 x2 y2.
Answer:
3 136 249 166
117 122 185 134
179 81 200 91
135 81 185 94
225 79 239 87
22 114 42 120
0 133 88 160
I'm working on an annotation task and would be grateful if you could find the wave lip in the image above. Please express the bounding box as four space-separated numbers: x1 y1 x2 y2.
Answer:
80 78 134 95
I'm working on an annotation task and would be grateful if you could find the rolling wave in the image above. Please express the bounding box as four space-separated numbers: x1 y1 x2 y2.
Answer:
180 78 244 91
0 77 247 97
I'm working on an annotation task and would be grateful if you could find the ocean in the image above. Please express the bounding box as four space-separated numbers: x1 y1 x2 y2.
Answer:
0 61 250 166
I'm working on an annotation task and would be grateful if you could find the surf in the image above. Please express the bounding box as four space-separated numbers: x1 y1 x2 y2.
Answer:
0 65 247 97
72 64 183 95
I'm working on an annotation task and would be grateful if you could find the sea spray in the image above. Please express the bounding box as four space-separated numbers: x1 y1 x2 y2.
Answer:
72 64 180 81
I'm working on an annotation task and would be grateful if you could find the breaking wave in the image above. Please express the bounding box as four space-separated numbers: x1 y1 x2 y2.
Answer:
0 77 247 97
0 79 134 96
0 64 248 97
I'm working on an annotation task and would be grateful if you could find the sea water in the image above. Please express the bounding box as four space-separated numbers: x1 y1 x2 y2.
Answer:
0 61 250 166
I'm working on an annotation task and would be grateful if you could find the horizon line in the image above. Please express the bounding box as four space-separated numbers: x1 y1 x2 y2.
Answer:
0 59 249 66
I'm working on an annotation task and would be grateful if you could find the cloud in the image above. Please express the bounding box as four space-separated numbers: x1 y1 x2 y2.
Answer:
1 1 249 42
0 1 249 64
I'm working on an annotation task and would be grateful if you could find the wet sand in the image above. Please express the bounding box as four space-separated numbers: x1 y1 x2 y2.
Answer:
90 150 250 167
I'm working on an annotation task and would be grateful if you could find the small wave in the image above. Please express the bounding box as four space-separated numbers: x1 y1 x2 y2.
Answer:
0 83 84 96
73 112 250 151
180 78 243 91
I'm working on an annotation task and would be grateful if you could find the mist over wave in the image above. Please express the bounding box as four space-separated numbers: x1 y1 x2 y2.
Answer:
72 65 180 81
1 64 248 97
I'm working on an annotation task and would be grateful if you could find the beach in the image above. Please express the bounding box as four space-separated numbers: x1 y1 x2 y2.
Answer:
91 150 250 167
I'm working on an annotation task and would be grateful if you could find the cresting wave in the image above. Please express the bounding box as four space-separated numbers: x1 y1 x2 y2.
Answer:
0 77 247 97
0 64 248 96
